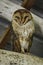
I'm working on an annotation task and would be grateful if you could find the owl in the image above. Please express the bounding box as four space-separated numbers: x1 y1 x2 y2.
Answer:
12 9 35 53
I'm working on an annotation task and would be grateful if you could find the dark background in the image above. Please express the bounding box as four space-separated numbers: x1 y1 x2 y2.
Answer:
34 0 43 10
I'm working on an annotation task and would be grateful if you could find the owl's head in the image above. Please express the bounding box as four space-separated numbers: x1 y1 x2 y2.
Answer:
12 9 32 25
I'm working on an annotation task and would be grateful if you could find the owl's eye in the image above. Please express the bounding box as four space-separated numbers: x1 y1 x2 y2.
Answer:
24 16 29 19
15 16 20 19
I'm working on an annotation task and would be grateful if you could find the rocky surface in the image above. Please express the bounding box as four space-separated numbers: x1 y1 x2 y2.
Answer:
0 49 43 65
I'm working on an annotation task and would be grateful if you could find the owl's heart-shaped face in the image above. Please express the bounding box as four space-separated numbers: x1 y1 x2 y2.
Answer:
12 9 32 25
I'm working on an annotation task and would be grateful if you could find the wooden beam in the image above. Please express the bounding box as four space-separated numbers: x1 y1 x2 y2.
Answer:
0 0 24 21
31 13 43 36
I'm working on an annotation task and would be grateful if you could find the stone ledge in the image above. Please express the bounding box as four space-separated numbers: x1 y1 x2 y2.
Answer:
0 49 43 65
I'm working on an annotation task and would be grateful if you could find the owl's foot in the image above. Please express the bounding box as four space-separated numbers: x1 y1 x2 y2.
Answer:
21 48 25 53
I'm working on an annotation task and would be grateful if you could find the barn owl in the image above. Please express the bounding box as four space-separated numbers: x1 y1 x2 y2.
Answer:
12 9 35 53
